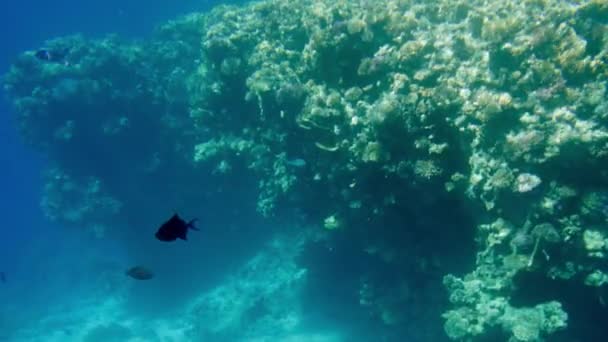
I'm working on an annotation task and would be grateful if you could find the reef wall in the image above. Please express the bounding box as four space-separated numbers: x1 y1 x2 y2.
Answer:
4 0 608 340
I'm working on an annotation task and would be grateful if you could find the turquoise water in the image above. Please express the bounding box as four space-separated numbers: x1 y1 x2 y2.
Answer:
2 0 608 341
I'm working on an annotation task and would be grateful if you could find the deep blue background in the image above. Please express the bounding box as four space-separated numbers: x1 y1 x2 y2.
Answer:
0 0 223 282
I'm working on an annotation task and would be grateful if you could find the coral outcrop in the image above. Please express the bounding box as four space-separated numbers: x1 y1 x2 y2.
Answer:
4 0 608 340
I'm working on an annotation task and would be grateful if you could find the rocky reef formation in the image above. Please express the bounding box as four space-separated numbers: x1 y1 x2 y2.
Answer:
4 0 608 340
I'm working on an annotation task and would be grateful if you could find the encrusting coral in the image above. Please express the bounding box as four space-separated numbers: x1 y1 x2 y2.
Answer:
4 0 608 340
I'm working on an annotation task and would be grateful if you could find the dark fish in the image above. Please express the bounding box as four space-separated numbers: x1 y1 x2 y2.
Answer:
125 266 154 280
0 272 5 283
34 48 69 65
155 213 199 242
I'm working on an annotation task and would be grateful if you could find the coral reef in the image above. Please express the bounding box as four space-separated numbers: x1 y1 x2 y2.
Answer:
4 0 608 340
187 232 309 340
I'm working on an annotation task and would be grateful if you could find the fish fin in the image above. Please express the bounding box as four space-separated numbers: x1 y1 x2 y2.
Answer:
179 233 188 241
188 218 200 231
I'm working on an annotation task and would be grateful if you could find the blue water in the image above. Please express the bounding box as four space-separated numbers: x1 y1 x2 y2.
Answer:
4 1 606 341
0 0 218 252
0 1 233 340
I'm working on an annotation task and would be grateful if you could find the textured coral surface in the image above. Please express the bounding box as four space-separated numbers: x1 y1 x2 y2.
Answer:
4 0 608 340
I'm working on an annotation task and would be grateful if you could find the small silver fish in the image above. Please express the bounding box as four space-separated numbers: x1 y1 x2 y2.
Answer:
286 158 306 167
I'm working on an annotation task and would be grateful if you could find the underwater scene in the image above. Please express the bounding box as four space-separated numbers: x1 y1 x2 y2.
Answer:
1 0 608 341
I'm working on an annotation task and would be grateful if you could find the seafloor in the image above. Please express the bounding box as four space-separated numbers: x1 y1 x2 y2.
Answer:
3 0 608 341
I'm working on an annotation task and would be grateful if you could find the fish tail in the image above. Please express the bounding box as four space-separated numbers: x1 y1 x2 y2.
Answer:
188 219 200 231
